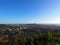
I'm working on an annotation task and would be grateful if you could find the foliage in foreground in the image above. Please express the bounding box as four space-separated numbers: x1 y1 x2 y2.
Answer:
0 31 60 45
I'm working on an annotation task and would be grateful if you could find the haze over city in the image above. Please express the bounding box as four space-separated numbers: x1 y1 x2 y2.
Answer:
0 0 60 24
0 0 60 45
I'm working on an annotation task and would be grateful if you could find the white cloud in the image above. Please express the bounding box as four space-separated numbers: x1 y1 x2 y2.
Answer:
31 17 60 24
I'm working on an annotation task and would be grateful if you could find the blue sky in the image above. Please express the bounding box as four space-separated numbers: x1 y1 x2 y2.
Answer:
0 0 60 24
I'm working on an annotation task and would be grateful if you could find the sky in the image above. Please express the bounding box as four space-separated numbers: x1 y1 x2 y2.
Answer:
0 0 60 24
